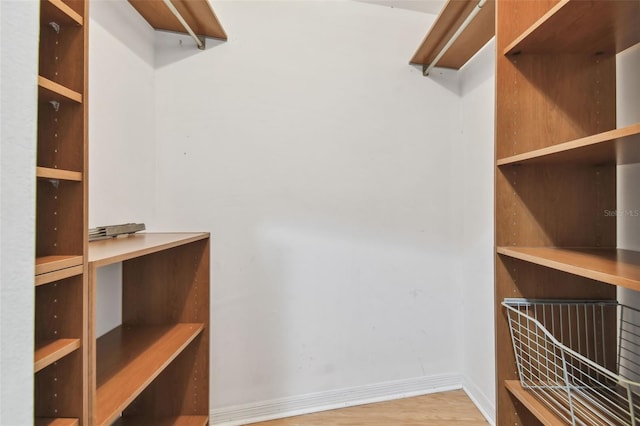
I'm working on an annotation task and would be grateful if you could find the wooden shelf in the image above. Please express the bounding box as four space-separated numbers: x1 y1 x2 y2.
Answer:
96 323 204 426
88 232 209 267
35 418 80 426
497 123 640 166
410 0 495 70
35 339 81 373
36 166 83 182
35 255 83 276
497 247 640 291
41 0 83 26
504 381 565 425
504 0 640 56
112 415 209 426
128 0 227 40
36 265 83 286
38 76 82 104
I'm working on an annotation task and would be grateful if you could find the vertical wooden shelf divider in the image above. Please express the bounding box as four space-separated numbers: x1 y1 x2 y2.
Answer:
494 0 640 424
35 0 89 424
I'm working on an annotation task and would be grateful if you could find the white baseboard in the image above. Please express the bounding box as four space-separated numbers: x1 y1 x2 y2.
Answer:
211 373 463 425
462 378 495 426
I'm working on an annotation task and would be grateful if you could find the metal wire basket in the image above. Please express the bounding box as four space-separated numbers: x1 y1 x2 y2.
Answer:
503 298 640 425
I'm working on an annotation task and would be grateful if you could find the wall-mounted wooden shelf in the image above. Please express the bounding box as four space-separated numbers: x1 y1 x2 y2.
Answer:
504 381 564 426
410 0 494 70
35 418 80 426
36 167 83 182
497 124 640 166
38 76 82 104
35 338 81 373
128 0 227 40
41 0 83 26
112 415 209 426
497 247 640 291
504 0 640 55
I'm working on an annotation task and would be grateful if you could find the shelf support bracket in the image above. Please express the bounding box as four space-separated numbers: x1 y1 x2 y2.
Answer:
161 0 206 50
423 0 487 76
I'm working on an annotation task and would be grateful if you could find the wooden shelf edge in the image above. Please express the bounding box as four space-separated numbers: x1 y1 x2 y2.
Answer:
37 166 83 182
35 418 80 426
42 0 83 26
36 255 83 276
128 0 227 41
96 323 204 426
112 415 209 426
89 232 209 267
36 264 83 286
34 338 81 373
504 380 566 425
38 76 82 103
497 247 640 291
503 0 568 55
497 123 640 166
410 0 495 70
503 0 640 55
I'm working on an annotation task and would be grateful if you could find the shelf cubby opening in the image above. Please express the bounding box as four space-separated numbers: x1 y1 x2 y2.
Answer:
36 274 83 347
37 92 84 172
38 17 84 94
36 179 84 259
35 350 84 421
496 52 616 160
496 164 616 248
112 415 208 426
95 324 204 426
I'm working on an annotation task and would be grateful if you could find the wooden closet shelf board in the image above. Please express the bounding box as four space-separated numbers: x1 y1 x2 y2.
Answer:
34 339 81 373
37 167 83 182
36 255 83 276
497 247 640 291
112 415 209 426
35 418 80 426
410 0 495 69
504 381 565 425
497 123 640 166
41 0 83 26
35 265 83 286
38 76 82 104
95 323 204 426
504 0 640 55
88 232 209 267
128 0 227 40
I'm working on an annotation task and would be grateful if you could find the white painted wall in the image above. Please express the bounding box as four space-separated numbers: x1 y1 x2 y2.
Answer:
616 44 640 305
0 0 39 423
88 0 157 337
152 0 463 411
457 39 496 423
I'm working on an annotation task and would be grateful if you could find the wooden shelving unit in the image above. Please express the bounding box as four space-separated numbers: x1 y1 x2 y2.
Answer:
88 233 210 425
127 0 227 41
495 0 640 424
35 0 88 423
410 0 495 71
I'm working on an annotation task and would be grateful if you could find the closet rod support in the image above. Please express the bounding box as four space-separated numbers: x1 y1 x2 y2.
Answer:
161 0 206 50
423 0 487 76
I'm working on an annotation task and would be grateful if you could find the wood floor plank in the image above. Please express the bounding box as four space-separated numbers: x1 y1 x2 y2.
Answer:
248 390 488 425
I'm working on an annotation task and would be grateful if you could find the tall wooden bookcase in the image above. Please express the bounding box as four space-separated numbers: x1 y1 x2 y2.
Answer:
35 0 88 424
495 1 640 424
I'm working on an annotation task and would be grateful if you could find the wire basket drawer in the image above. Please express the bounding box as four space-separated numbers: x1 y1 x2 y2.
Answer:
503 299 640 425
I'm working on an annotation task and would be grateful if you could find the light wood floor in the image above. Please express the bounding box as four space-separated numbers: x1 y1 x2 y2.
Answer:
248 390 489 425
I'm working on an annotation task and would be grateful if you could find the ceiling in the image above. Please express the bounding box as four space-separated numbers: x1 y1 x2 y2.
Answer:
353 0 446 15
